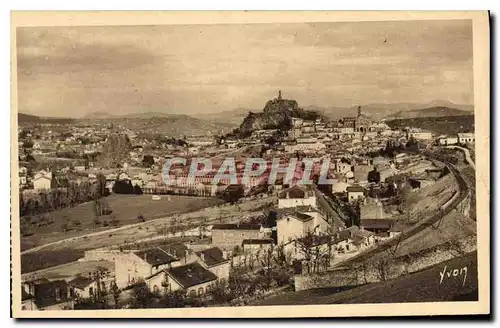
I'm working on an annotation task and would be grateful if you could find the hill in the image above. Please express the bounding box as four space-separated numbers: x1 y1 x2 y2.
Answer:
386 115 475 136
18 113 75 124
385 106 472 120
83 114 233 137
256 251 477 305
304 101 473 121
197 108 254 127
97 133 132 168
234 96 323 137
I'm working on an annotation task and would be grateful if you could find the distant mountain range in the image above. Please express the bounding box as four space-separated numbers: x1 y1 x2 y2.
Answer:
384 106 473 120
303 101 473 121
18 113 75 124
194 100 474 124
19 100 474 134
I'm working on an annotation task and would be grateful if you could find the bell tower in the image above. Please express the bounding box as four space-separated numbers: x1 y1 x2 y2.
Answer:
278 90 282 101
357 105 362 117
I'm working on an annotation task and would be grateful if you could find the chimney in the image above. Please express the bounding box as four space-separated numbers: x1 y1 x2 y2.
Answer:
200 252 205 262
185 249 189 263
286 192 290 199
144 253 147 262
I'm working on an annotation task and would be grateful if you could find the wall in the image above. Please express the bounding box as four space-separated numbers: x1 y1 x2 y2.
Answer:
294 235 476 291
114 253 152 289
277 217 308 245
211 229 261 248
278 196 317 209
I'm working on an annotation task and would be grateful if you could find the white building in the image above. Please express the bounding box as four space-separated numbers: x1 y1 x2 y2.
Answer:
409 131 433 140
33 170 52 190
277 209 329 245
458 133 475 144
277 186 317 209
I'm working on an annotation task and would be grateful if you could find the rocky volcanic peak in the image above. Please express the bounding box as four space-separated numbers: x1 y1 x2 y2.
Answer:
237 93 320 136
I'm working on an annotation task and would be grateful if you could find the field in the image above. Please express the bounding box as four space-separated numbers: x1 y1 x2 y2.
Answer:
386 115 474 136
21 194 223 251
22 259 114 281
21 197 275 273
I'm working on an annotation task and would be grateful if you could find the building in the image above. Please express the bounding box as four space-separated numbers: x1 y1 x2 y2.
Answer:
195 247 230 281
439 136 459 146
145 262 218 297
276 209 330 245
21 289 37 311
211 223 262 248
458 133 475 144
346 185 365 203
353 164 372 183
360 218 395 237
241 239 275 254
31 280 74 310
354 106 372 133
33 170 52 190
409 131 433 140
114 247 181 289
68 276 98 299
277 185 317 209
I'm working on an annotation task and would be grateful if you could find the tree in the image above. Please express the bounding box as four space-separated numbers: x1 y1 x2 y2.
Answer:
113 180 134 194
142 155 155 168
110 215 120 227
133 184 143 195
208 279 233 304
129 282 156 308
96 173 107 198
216 184 245 204
137 214 145 223
368 167 381 184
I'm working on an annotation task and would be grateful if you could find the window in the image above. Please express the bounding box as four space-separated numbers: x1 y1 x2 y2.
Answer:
153 285 159 293
198 287 204 296
189 290 197 298
89 287 94 296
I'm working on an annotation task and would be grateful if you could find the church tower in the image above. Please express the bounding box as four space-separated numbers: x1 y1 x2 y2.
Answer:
278 90 282 101
357 105 362 117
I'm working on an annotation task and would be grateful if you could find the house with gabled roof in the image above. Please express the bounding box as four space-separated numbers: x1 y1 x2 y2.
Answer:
278 185 317 209
68 275 97 300
276 207 330 245
145 262 219 297
31 280 74 310
114 247 181 289
194 246 230 282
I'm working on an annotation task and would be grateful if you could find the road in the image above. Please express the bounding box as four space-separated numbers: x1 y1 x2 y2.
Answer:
332 150 470 268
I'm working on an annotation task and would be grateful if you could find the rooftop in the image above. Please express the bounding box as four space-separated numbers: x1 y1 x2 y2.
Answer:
212 223 261 230
195 247 228 267
346 185 365 193
242 239 275 245
33 280 71 309
167 262 218 289
134 248 178 266
68 276 94 290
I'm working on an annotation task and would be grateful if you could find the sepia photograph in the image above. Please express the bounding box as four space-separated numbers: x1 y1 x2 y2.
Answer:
10 11 490 318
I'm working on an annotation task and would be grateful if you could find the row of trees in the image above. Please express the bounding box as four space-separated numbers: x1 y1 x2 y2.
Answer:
19 181 98 217
112 180 143 195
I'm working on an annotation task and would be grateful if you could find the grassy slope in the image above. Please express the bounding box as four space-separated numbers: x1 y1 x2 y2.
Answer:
257 251 477 305
21 194 223 250
21 197 275 273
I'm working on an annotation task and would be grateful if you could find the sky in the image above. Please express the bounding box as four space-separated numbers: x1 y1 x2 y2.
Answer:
16 20 473 118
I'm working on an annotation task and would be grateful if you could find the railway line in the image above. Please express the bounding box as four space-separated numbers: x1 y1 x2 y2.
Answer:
333 150 470 267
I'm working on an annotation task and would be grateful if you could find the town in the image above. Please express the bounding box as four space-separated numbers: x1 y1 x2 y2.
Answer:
18 91 477 310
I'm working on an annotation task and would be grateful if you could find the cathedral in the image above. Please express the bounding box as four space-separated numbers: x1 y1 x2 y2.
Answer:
341 106 372 132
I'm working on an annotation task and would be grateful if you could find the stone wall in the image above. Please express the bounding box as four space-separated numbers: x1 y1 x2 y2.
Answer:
294 235 476 291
